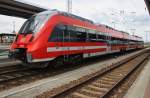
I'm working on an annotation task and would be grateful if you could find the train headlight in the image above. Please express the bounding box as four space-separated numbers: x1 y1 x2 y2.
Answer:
27 53 32 62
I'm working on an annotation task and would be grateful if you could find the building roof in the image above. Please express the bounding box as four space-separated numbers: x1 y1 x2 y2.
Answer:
145 0 150 14
0 33 16 36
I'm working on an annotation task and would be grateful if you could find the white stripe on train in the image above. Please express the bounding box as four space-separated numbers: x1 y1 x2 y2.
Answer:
30 47 136 63
47 46 107 52
30 50 120 63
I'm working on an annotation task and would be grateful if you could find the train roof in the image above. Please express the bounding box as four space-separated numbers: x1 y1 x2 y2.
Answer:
37 10 143 41
59 12 94 24
36 10 94 24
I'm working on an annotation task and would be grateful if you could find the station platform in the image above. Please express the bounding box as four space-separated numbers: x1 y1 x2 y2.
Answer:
124 57 150 98
0 44 10 50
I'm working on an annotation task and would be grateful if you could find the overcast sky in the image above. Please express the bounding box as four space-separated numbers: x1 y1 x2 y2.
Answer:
0 0 150 42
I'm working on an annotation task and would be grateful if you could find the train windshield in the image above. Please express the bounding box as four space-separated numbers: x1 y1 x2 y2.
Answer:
19 14 49 34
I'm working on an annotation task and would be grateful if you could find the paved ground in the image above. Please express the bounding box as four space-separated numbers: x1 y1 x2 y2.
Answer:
0 61 20 67
0 55 8 59
124 58 150 98
144 79 150 98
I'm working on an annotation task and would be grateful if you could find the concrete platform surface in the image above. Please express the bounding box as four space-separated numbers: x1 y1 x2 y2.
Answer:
0 45 10 50
124 58 150 98
0 49 145 98
144 79 150 98
0 61 21 67
0 55 8 59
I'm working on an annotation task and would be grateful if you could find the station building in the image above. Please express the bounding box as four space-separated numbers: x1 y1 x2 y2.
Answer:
0 33 16 43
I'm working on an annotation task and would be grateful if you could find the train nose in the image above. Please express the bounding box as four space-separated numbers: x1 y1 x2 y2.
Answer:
8 49 19 59
16 34 33 45
8 48 27 61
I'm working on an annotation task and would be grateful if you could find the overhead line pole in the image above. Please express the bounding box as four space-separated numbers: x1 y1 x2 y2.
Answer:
67 0 72 13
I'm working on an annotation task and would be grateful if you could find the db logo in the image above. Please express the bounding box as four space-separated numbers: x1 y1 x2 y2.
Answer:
21 37 26 42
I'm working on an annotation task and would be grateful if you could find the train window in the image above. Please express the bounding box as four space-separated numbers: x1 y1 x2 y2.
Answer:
89 33 97 42
87 30 97 42
67 25 74 31
89 30 96 34
70 31 77 42
62 25 87 42
48 24 65 42
63 29 70 42
70 26 86 42
105 33 109 40
63 25 76 42
76 31 86 42
76 27 86 32
97 32 106 42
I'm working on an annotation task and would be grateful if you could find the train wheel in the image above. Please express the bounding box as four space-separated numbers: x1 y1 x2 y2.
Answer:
76 54 83 62
68 54 83 65
51 56 64 68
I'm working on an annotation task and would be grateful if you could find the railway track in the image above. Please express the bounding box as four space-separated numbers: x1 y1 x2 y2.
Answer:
0 50 137 83
0 49 148 98
0 65 41 83
0 49 140 92
52 50 150 98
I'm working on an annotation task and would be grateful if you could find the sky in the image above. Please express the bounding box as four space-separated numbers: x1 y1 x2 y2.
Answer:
0 0 150 42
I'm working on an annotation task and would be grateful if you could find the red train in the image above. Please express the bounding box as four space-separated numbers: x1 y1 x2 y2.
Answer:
9 10 144 68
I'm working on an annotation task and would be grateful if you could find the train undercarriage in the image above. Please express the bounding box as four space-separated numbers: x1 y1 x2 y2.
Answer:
8 48 83 68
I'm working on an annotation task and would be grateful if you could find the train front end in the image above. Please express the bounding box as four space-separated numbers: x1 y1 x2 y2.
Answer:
8 11 54 67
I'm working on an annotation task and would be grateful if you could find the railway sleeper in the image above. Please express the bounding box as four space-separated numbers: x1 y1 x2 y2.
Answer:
71 92 96 98
77 89 103 97
105 75 122 79
106 74 124 78
92 82 112 88
100 77 118 82
96 80 116 84
86 85 109 92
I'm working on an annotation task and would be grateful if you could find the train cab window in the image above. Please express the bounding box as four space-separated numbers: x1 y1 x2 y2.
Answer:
48 24 65 42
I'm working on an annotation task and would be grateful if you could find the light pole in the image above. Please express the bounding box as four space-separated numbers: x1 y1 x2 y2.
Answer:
67 0 72 13
130 29 136 35
112 21 116 29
